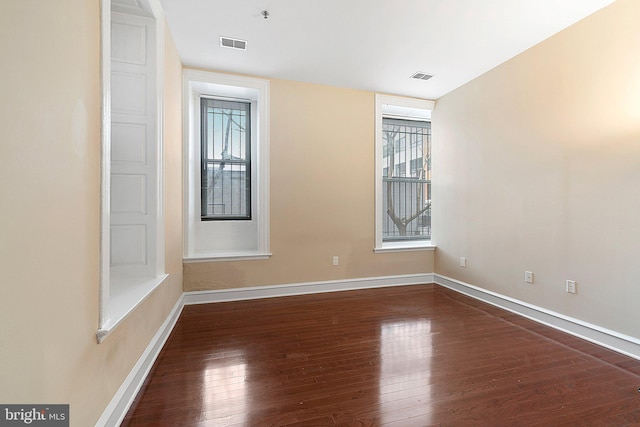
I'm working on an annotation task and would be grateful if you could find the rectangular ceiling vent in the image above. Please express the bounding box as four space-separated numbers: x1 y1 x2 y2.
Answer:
411 72 433 81
220 37 247 51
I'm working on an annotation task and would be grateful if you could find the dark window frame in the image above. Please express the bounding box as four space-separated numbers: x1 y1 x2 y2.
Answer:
200 97 252 221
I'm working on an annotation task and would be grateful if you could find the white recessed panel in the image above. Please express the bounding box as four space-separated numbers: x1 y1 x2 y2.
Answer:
111 174 146 214
111 224 147 265
112 71 146 115
112 122 146 163
111 22 146 65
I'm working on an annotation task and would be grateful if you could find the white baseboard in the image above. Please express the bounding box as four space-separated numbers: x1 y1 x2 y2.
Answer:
95 273 433 426
435 274 640 361
97 272 640 426
95 293 185 427
183 273 435 305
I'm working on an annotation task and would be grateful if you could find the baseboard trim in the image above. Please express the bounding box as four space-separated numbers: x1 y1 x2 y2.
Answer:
434 274 640 361
95 293 185 427
96 273 434 425
183 273 435 305
97 272 640 426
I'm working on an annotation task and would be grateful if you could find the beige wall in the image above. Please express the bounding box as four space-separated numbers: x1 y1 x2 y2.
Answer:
433 0 640 338
184 79 434 290
0 2 183 425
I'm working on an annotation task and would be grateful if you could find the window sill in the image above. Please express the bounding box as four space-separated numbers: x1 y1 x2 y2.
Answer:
184 252 272 263
374 241 436 253
97 274 168 343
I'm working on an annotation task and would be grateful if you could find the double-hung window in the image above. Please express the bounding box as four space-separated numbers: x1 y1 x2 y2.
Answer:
375 94 435 252
382 117 431 240
200 98 251 220
184 70 270 261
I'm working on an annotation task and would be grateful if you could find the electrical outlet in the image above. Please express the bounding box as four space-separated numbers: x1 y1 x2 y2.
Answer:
460 257 467 267
332 256 339 266
524 271 534 284
566 280 576 294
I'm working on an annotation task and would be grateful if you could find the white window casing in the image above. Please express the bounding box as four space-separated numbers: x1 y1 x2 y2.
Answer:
183 70 270 262
374 94 436 253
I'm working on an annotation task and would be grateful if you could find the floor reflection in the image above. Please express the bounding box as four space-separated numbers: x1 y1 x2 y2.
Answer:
201 349 247 425
380 320 433 424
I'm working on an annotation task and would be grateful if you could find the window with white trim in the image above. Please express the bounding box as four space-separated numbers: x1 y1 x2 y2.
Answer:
375 94 434 252
183 70 270 261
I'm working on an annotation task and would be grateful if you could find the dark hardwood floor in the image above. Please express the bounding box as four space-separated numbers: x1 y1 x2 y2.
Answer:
121 284 640 426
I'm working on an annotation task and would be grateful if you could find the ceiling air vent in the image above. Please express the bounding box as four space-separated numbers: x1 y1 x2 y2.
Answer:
220 36 247 51
411 72 433 81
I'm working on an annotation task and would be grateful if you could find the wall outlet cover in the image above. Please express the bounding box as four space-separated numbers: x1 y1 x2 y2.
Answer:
525 271 534 284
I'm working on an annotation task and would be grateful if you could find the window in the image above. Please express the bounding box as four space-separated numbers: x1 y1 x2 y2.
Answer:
183 70 270 261
201 98 251 220
382 118 431 240
375 94 435 252
409 157 423 177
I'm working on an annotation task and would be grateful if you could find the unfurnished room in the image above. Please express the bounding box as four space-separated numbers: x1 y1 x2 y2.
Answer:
2 0 640 425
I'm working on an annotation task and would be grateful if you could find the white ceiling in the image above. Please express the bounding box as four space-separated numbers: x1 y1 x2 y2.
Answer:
159 0 615 100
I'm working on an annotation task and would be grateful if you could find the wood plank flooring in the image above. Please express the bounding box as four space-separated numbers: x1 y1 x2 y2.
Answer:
121 284 640 426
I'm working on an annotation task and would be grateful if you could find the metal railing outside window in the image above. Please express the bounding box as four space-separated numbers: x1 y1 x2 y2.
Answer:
382 118 431 241
200 98 252 220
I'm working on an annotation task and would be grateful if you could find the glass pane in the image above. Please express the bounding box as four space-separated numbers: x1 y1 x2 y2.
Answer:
205 100 249 161
382 118 431 241
202 162 249 218
201 98 251 220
